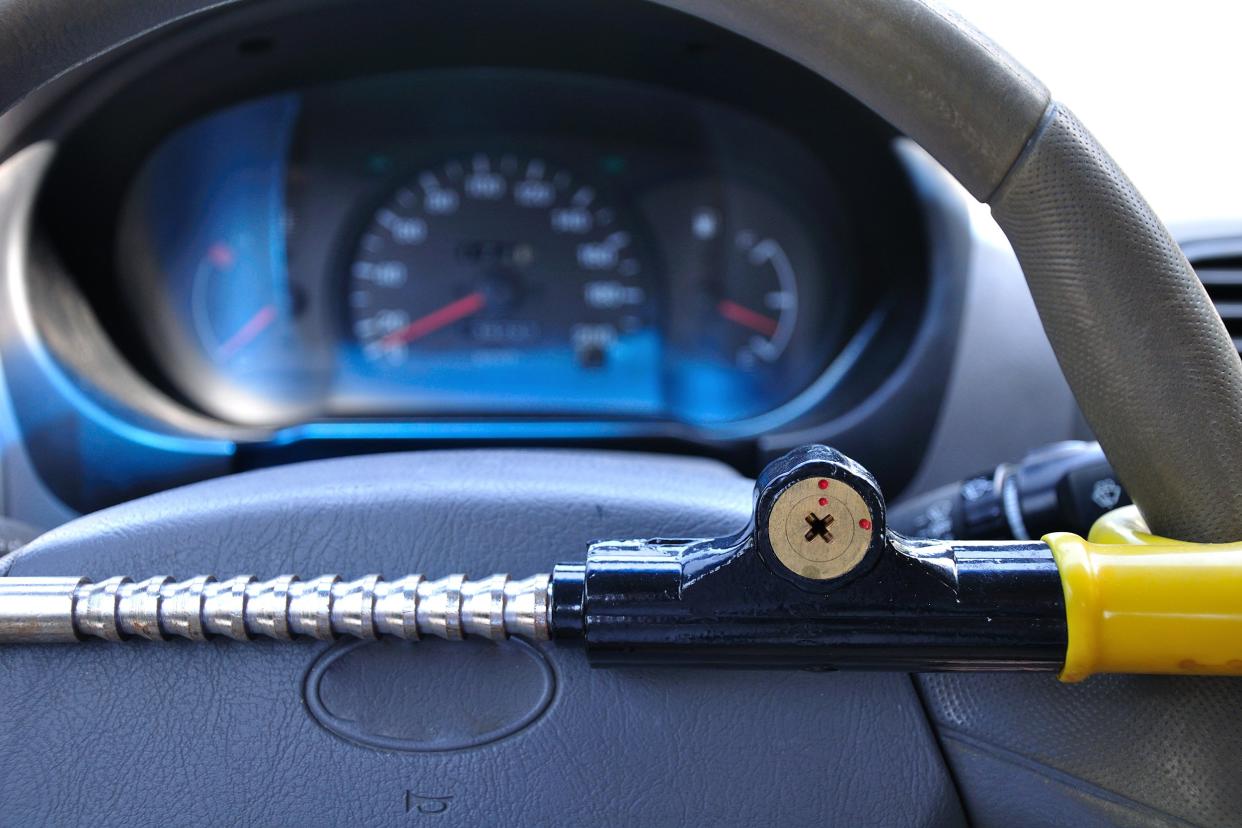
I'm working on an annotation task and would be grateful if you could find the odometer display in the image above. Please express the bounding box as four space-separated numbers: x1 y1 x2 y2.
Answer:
346 154 661 414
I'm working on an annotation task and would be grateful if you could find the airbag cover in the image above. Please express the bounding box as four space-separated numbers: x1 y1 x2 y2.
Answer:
0 450 963 826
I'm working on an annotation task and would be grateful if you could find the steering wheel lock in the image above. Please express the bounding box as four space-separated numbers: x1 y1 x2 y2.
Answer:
2 444 1240 683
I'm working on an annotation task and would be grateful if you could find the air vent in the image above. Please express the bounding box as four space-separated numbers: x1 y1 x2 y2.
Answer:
1190 246 1242 353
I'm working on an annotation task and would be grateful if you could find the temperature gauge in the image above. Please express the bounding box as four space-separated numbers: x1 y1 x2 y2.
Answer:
191 235 285 368
118 91 321 424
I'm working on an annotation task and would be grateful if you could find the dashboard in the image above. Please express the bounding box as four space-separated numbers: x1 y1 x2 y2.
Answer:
0 0 976 515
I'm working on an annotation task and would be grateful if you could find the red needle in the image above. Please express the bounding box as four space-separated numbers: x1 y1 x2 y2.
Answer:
380 290 487 348
217 304 277 360
717 299 778 338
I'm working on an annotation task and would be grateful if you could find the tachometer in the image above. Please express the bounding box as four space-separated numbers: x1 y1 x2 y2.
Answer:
347 154 654 375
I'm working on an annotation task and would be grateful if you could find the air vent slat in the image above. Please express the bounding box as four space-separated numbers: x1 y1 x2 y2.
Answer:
1197 268 1242 286
1209 301 1242 318
1190 247 1242 356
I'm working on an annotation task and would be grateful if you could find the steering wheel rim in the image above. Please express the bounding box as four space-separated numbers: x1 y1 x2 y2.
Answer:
648 0 1242 544
3 0 1242 542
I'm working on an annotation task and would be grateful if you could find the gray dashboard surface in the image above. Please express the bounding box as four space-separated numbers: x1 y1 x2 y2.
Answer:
0 450 964 827
920 672 1242 828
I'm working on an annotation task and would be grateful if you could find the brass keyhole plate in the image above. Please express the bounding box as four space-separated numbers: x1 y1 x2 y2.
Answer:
766 476 874 580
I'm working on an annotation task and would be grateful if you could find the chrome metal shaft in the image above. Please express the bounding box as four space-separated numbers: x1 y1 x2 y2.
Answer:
0 573 551 644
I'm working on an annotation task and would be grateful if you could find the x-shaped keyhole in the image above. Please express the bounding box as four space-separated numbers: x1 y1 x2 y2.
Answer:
804 511 835 543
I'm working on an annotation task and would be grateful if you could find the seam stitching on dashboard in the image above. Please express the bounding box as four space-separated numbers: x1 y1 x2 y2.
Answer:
909 676 975 828
939 726 1199 827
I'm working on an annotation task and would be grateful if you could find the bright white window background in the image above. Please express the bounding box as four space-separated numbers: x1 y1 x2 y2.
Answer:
944 1 1242 230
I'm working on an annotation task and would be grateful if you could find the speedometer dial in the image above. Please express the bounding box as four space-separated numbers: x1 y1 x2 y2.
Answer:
347 154 653 375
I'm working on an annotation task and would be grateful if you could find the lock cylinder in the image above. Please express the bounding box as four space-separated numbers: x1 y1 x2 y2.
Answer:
549 444 1068 669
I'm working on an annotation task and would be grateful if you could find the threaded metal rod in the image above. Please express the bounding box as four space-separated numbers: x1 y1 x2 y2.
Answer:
0 574 551 644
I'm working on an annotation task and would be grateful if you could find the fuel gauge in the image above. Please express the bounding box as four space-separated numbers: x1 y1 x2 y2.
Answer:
642 177 845 425
713 229 799 371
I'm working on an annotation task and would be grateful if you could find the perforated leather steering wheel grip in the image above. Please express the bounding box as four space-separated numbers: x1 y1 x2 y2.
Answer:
656 1 1242 543
3 0 1239 541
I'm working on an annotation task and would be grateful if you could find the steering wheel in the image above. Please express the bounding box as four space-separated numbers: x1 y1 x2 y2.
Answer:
3 1 1241 826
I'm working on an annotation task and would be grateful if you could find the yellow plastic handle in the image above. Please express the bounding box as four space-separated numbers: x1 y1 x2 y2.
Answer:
1045 506 1242 682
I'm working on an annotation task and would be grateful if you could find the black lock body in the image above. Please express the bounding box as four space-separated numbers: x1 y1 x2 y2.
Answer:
550 445 1068 670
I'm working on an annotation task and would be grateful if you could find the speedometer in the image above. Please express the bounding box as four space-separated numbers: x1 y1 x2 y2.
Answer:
347 154 654 375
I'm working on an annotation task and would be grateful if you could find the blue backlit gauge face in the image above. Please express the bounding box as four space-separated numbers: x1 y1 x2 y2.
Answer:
709 227 799 372
122 73 858 429
643 178 840 426
120 93 326 423
345 155 661 414
191 234 282 369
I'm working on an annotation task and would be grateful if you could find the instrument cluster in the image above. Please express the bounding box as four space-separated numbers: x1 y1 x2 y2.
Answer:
8 0 956 515
117 69 875 430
